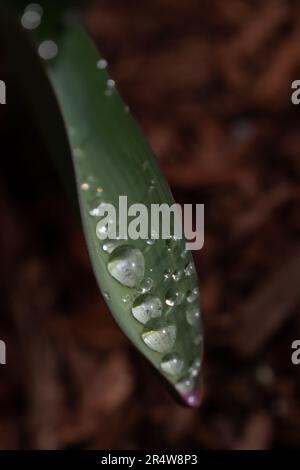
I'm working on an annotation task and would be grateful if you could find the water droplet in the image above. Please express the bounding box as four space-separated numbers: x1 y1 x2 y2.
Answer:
176 377 194 395
38 40 58 60
165 288 184 306
137 277 154 294
107 79 115 88
184 262 195 277
146 239 155 246
89 202 110 217
107 245 145 288
186 287 199 303
96 187 103 194
21 10 41 29
172 270 183 282
164 269 172 280
166 236 178 252
103 291 110 301
186 305 200 326
194 334 203 346
131 294 162 324
189 358 201 378
122 294 131 304
180 249 188 259
97 58 107 70
161 353 184 376
81 182 90 191
74 147 84 159
142 321 176 353
102 240 120 254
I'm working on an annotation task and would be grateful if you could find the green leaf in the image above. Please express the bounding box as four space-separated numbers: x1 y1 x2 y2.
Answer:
1 1 203 406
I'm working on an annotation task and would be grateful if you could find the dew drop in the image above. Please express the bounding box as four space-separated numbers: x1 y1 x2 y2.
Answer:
97 58 108 70
107 245 145 288
131 294 162 324
172 270 183 282
137 277 154 294
89 202 110 217
180 249 188 259
81 182 90 191
194 334 203 346
161 353 184 376
175 377 194 395
186 287 199 303
21 10 41 29
38 40 58 60
103 291 110 301
166 236 178 252
186 305 201 326
107 79 115 89
122 294 131 304
102 241 120 254
189 358 201 378
165 288 184 306
74 147 84 159
164 269 172 280
184 262 195 277
142 321 176 353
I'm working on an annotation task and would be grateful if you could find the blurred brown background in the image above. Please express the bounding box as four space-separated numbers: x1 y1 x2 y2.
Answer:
0 0 300 449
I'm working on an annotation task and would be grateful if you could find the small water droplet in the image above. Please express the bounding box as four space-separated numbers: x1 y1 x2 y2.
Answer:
184 261 195 277
142 321 176 353
161 353 184 376
186 287 199 303
189 358 201 378
102 240 120 254
166 236 178 252
137 277 154 294
131 294 162 324
107 245 145 288
89 202 110 217
81 182 90 191
180 249 188 259
97 58 108 69
172 270 183 282
176 377 194 395
103 291 110 301
165 288 184 306
194 334 203 346
107 79 115 88
21 10 41 29
96 187 103 193
74 147 84 159
164 269 172 280
38 40 58 60
122 294 131 304
146 239 155 246
186 305 200 326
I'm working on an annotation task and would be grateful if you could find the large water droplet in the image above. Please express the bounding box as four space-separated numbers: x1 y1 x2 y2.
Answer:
131 294 162 324
107 245 145 288
142 321 176 353
161 353 184 376
165 288 184 306
186 305 200 326
137 277 154 294
186 287 199 303
38 40 58 60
